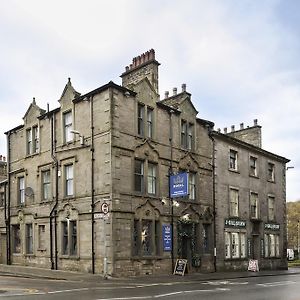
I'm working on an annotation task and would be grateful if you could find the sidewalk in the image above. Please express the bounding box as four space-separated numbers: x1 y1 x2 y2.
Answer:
0 264 299 284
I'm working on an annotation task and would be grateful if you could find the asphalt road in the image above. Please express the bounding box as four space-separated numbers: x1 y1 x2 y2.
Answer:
0 273 299 299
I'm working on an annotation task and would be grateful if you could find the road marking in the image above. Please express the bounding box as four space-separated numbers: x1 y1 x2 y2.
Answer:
257 281 296 287
97 287 230 300
47 287 90 294
204 280 248 286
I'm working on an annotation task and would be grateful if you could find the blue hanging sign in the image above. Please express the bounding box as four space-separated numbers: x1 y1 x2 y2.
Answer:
170 172 188 198
162 224 172 251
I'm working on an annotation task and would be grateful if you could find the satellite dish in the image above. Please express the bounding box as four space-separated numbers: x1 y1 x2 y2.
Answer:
25 187 34 197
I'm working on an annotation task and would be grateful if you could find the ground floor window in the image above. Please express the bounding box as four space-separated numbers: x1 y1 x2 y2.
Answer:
264 233 280 258
61 220 77 256
133 219 160 256
25 223 33 254
225 231 246 259
12 224 21 253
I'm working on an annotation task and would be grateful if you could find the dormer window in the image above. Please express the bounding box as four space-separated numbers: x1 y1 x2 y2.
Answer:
63 111 73 143
26 126 39 155
181 120 194 150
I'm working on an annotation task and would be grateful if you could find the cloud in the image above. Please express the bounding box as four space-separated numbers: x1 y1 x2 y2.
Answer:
0 0 299 200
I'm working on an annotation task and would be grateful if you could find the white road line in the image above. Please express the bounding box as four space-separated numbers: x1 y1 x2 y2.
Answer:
47 287 90 294
257 281 296 287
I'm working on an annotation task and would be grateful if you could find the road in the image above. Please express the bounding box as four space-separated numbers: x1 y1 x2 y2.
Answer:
0 273 299 299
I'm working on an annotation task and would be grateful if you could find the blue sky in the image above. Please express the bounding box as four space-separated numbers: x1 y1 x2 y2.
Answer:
0 0 299 201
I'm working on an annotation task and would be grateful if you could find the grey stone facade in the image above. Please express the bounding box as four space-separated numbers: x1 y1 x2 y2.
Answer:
0 49 289 276
212 124 289 271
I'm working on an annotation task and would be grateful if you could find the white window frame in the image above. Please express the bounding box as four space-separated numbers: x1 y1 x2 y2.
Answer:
229 188 239 217
65 164 74 197
147 162 157 195
63 111 73 143
18 176 25 205
250 192 258 219
189 172 196 200
268 195 275 221
42 170 51 201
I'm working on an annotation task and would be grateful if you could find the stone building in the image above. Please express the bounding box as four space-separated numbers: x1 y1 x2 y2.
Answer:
4 50 216 276
212 122 289 271
0 156 7 264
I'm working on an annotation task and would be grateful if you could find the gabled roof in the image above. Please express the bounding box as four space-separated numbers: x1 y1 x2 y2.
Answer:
158 91 198 114
23 98 46 120
59 78 81 102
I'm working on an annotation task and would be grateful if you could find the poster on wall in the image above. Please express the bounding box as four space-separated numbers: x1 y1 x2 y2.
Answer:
162 224 172 251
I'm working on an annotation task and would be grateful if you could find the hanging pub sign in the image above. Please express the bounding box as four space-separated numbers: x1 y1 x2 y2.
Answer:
162 224 172 251
170 172 188 198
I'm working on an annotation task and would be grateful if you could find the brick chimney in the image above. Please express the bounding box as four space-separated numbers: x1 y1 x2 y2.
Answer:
121 49 160 94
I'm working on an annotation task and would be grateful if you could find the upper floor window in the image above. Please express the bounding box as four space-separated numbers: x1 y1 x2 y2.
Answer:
229 150 238 170
63 111 73 143
250 192 258 219
137 104 154 139
189 172 196 200
181 120 194 150
268 195 275 221
42 170 51 201
18 176 25 205
147 162 157 195
267 162 275 182
26 126 39 155
249 156 257 177
147 107 154 139
134 159 157 195
65 164 73 197
137 104 144 136
229 188 239 217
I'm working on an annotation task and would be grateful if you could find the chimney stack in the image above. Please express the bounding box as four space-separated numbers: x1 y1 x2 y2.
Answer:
173 87 177 96
254 119 258 126
181 83 186 92
217 128 221 133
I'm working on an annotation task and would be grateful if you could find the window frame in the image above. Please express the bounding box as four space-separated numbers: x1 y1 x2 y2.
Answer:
12 224 21 254
225 231 247 260
146 107 154 139
229 149 238 171
268 195 275 221
25 223 33 255
18 176 25 206
249 156 258 177
137 103 145 137
267 162 275 182
147 162 157 195
38 224 46 250
134 159 144 193
61 220 78 256
42 169 51 201
64 164 74 197
264 233 280 258
250 192 259 219
63 110 73 143
229 187 239 217
188 172 196 200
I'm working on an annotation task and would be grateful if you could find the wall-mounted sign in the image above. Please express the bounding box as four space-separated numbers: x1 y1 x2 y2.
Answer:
162 224 172 251
264 223 280 230
225 219 246 228
101 203 109 215
170 173 188 198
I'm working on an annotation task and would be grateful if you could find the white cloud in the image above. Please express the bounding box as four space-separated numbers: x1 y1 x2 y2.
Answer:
0 0 299 200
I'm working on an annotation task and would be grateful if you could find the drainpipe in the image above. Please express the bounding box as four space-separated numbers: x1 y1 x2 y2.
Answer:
89 96 95 274
208 127 217 272
5 132 11 265
169 109 174 272
50 113 59 270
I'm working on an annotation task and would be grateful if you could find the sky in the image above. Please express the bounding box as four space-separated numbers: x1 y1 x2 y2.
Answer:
0 0 299 201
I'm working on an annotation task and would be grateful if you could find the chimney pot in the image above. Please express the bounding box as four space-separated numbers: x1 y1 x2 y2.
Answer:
182 83 186 92
217 128 221 133
173 87 177 96
240 123 244 130
254 119 258 126
0 155 2 161
231 125 235 132
125 66 129 72
3 156 6 162
224 127 227 134
165 91 169 99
